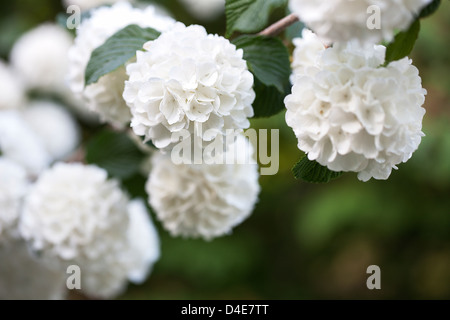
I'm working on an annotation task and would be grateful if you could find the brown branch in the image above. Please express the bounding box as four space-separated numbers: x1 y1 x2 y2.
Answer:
66 146 86 163
258 13 299 37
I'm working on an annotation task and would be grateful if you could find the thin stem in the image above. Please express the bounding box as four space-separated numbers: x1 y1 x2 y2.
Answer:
66 147 86 163
258 13 299 37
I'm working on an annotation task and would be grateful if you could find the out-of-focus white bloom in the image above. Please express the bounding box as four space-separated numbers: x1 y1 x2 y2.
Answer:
285 39 426 181
0 60 25 110
19 163 160 299
10 24 73 93
289 0 432 45
146 136 260 240
19 163 129 261
67 2 175 127
22 101 80 160
80 199 160 298
0 158 29 242
0 240 66 300
180 0 225 20
124 23 255 151
0 110 51 176
82 68 133 128
126 199 160 283
63 0 127 11
9 23 97 123
78 241 130 299
291 29 325 81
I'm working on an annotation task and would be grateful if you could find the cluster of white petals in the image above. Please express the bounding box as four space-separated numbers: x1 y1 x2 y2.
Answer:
19 163 130 261
0 110 51 176
0 240 66 300
124 23 255 151
125 199 160 284
63 0 127 11
146 136 260 240
285 32 426 181
67 2 175 127
22 101 80 160
0 158 29 242
19 163 160 299
80 199 160 298
180 0 225 20
290 29 326 82
10 24 73 93
289 0 432 45
0 60 25 110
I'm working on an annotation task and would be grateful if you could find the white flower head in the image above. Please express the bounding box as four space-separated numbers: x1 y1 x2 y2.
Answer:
125 199 160 284
289 0 432 45
291 29 326 82
19 163 129 261
18 163 160 299
0 110 51 176
10 23 73 93
124 23 255 151
67 2 175 127
180 0 225 20
78 199 160 299
22 101 80 160
146 135 260 240
285 38 426 181
0 158 29 242
0 60 25 110
0 240 66 300
63 0 128 11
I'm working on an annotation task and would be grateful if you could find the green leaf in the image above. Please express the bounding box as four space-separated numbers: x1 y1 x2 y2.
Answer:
85 129 145 179
419 0 441 19
384 19 420 65
85 24 160 86
292 156 343 183
233 35 291 117
252 78 286 117
122 173 148 199
233 35 290 92
225 0 288 37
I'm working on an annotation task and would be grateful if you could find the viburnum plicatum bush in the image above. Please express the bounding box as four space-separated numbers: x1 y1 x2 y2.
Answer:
0 0 442 299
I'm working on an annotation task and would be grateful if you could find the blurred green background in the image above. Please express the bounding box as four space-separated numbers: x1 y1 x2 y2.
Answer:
1 0 449 299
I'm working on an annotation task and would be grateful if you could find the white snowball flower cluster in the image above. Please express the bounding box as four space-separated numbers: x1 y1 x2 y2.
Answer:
9 23 97 122
180 0 225 20
0 60 25 110
10 24 73 93
81 199 160 298
22 101 80 160
0 158 29 242
289 0 432 45
146 136 260 240
63 0 127 11
285 34 426 181
125 199 160 283
20 163 129 261
290 29 326 82
0 240 66 300
0 110 51 176
19 163 160 299
124 23 255 151
67 2 175 127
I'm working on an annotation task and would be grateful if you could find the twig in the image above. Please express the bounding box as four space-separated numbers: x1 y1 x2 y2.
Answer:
258 13 299 37
66 147 86 163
